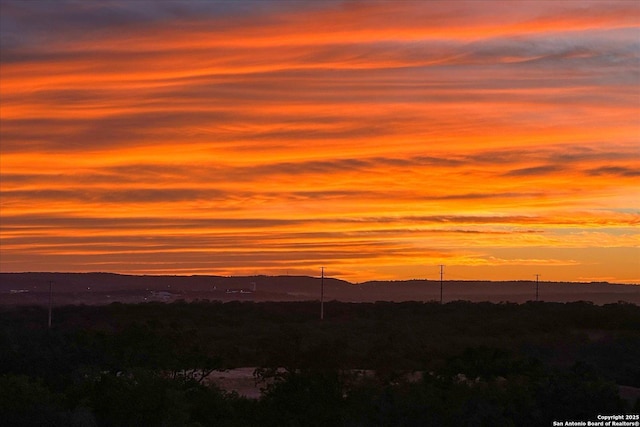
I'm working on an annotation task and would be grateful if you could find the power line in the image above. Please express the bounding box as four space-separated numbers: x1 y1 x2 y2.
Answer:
439 265 445 304
320 267 324 321
48 280 54 329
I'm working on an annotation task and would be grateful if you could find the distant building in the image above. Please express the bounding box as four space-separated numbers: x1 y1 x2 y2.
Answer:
226 288 253 294
150 291 173 301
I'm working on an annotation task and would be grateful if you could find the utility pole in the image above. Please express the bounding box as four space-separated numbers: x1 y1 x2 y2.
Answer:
48 281 54 329
535 274 540 301
439 265 445 304
320 267 325 320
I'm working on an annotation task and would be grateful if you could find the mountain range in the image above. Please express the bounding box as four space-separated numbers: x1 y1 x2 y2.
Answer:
1 272 638 306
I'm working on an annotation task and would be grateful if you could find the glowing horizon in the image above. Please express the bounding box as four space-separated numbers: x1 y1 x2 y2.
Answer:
1 1 638 283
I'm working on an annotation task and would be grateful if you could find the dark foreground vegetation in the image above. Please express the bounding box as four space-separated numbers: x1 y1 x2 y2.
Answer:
1 300 639 426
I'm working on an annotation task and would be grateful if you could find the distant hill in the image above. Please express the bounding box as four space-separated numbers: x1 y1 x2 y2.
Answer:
1 272 638 306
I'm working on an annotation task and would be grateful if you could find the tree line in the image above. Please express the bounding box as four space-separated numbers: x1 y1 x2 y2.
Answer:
1 300 639 425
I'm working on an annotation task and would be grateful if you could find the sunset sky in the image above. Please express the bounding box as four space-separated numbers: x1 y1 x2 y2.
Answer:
1 0 638 283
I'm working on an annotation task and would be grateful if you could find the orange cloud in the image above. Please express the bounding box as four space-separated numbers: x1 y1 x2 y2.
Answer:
1 1 638 283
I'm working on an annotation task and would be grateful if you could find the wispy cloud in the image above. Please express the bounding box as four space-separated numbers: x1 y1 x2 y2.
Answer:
1 0 638 282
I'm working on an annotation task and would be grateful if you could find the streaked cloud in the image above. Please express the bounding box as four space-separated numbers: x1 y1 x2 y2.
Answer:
1 0 638 283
